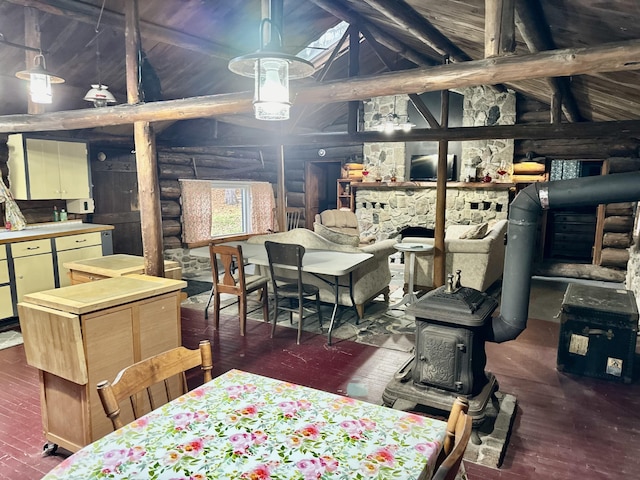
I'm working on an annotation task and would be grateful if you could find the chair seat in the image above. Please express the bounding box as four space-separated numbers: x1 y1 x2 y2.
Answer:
276 282 320 297
244 274 269 291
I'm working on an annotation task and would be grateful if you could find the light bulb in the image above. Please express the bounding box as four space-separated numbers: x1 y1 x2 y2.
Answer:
29 72 52 104
254 58 290 120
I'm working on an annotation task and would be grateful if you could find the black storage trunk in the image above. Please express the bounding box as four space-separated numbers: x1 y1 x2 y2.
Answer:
557 284 638 383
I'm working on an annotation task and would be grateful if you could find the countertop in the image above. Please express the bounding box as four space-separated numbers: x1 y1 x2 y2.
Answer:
63 254 180 277
0 220 114 245
20 274 186 314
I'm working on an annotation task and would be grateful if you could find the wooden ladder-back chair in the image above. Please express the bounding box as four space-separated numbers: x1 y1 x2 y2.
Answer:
205 244 269 335
271 207 304 232
430 396 473 480
264 240 323 344
97 340 214 430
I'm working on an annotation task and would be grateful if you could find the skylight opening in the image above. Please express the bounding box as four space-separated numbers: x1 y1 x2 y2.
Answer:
297 21 349 62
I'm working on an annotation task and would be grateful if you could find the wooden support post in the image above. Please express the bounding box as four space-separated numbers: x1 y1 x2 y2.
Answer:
348 24 360 135
551 92 563 124
485 0 515 57
277 145 286 231
434 88 450 288
125 0 164 277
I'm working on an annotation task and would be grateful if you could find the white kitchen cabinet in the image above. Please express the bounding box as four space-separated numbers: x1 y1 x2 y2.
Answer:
55 233 103 287
12 239 55 303
7 134 90 200
0 245 12 319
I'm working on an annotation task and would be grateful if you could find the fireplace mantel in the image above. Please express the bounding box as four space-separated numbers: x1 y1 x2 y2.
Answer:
352 181 515 190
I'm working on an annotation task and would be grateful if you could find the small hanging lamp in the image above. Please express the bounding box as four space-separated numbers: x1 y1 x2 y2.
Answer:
15 53 64 105
84 84 116 107
228 18 314 121
84 6 116 108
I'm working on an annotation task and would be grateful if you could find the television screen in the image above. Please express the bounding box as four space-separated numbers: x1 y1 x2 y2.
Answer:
410 154 456 181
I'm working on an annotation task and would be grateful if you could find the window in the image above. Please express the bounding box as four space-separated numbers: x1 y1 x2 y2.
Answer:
297 21 349 63
179 179 275 245
210 182 250 237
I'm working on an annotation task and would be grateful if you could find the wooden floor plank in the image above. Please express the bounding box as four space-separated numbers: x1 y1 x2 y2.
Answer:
1 306 639 479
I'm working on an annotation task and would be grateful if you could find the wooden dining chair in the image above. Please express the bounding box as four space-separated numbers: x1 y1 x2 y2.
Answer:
271 207 304 232
264 240 323 344
97 340 213 430
205 244 269 336
429 396 473 480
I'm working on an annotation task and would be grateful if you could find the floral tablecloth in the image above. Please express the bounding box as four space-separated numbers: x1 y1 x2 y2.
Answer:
43 369 446 479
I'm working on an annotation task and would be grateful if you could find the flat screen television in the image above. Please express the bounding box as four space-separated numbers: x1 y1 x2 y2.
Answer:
410 154 456 181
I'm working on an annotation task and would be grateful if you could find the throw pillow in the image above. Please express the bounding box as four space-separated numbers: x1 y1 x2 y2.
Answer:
459 222 489 239
313 222 360 247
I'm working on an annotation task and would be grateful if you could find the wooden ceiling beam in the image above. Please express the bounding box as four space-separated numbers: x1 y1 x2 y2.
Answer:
183 120 640 148
514 0 582 122
1 39 640 133
6 0 235 59
485 0 516 58
359 0 472 62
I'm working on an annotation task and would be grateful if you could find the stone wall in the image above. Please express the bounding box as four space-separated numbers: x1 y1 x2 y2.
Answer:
363 95 408 181
356 186 510 240
625 206 640 310
461 86 516 181
164 248 211 277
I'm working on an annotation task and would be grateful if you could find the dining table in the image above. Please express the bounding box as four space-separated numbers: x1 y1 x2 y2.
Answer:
43 369 447 479
192 242 373 344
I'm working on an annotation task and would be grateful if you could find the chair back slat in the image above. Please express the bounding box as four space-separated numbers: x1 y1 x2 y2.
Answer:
97 340 214 430
430 396 472 480
264 241 322 344
205 243 269 334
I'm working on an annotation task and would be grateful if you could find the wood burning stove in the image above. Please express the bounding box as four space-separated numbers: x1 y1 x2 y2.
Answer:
383 271 499 421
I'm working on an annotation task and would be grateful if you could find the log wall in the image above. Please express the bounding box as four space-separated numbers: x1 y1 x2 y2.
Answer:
516 94 639 279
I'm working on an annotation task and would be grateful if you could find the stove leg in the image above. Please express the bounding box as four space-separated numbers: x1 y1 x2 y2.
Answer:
471 428 482 445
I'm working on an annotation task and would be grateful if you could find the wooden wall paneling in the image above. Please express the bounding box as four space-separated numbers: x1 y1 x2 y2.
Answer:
91 156 143 256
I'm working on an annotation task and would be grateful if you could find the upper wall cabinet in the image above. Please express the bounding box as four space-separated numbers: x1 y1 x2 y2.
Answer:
7 134 91 200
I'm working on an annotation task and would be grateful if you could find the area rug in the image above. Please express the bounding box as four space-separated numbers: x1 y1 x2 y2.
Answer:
182 287 417 353
0 330 23 351
183 279 213 299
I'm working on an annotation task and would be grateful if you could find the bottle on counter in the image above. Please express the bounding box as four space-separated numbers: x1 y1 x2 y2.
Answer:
59 208 68 222
53 206 60 222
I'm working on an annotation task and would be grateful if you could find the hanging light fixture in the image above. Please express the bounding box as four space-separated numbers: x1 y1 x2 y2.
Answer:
15 52 64 105
84 0 116 107
228 17 314 121
372 96 415 133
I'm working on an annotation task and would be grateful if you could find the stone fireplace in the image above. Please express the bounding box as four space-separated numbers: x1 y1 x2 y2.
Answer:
355 183 511 241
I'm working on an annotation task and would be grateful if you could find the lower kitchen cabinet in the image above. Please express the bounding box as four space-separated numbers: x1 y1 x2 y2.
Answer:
18 274 186 452
0 246 12 319
12 239 55 304
55 232 103 287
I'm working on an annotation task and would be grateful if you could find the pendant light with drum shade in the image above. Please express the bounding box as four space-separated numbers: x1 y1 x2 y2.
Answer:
228 1 315 121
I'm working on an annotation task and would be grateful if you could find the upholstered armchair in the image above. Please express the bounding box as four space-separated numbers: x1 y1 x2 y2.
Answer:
402 219 508 292
314 209 376 246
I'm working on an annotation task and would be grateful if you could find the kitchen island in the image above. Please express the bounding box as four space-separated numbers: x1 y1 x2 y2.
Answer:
18 274 186 453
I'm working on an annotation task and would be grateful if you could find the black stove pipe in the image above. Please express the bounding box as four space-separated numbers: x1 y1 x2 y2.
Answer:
488 171 640 343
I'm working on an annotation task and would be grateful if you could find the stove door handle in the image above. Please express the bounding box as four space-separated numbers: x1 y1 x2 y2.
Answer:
394 356 414 382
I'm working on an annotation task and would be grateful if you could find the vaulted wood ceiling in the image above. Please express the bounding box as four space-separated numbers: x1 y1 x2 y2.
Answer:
1 0 639 144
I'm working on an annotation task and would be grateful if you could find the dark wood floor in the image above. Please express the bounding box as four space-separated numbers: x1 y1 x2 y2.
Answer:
1 306 639 479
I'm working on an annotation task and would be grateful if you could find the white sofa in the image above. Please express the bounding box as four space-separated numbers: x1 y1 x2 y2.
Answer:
248 228 397 317
402 219 508 292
